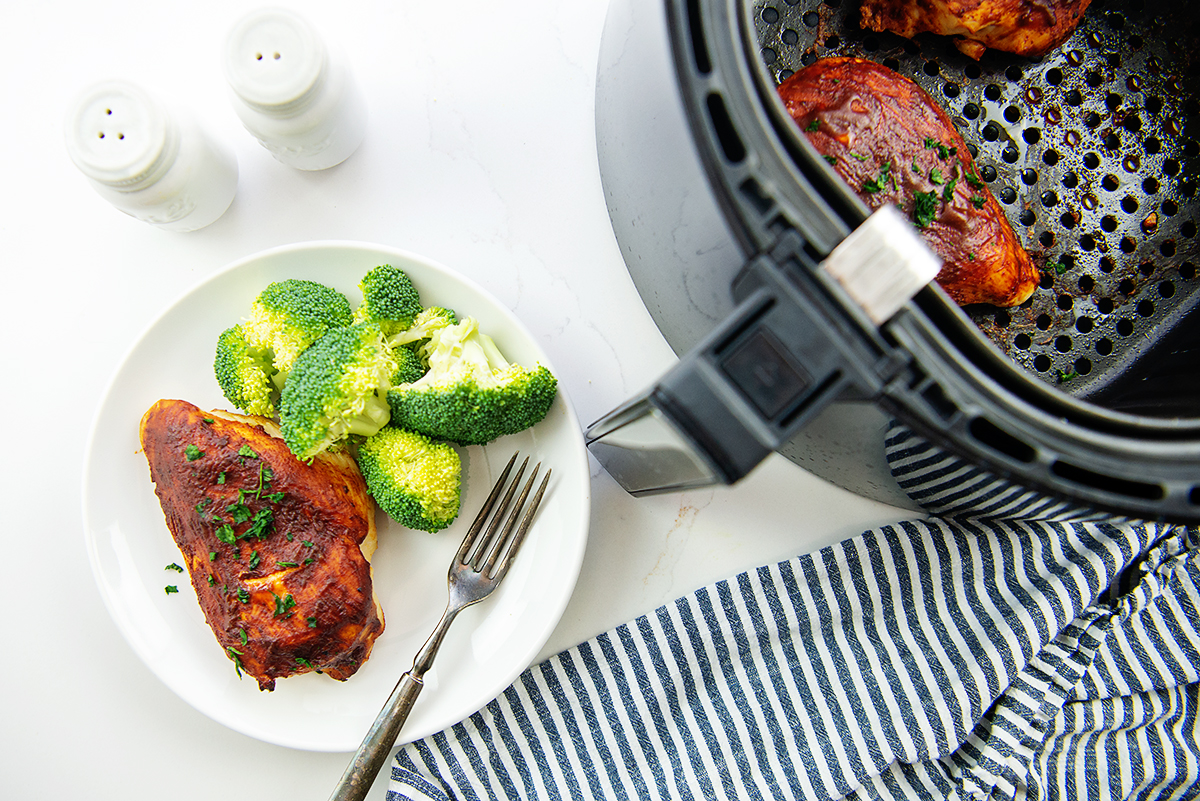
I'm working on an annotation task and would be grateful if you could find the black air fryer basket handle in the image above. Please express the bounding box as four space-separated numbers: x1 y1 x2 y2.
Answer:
586 238 873 493
586 211 937 494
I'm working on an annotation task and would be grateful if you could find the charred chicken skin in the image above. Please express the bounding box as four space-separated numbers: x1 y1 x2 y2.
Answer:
778 57 1039 307
859 0 1093 60
140 399 384 691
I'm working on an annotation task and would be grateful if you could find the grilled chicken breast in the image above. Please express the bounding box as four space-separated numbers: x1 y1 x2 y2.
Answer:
779 57 1039 307
859 0 1093 60
140 399 384 691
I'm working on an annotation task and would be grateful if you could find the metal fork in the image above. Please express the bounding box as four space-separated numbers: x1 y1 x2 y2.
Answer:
330 452 551 801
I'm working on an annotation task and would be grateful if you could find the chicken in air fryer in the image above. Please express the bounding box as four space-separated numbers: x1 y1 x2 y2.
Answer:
778 57 1039 308
859 0 1093 60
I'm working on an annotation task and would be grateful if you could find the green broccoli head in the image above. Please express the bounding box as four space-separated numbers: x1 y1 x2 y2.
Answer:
244 279 354 375
213 324 279 416
356 427 462 532
279 322 397 460
390 344 427 385
387 306 457 348
354 265 423 336
386 316 557 445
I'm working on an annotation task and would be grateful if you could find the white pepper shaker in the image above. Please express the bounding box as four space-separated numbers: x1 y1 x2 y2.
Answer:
63 81 239 232
222 7 367 170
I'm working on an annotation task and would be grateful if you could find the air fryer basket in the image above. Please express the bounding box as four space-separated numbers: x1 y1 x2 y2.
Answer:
582 0 1200 521
750 0 1200 416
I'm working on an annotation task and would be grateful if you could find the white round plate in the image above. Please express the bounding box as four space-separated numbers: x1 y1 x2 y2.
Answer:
82 241 591 752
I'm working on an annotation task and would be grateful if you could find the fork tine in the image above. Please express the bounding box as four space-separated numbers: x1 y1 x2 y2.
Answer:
480 462 539 574
466 456 529 569
455 452 519 564
485 467 551 581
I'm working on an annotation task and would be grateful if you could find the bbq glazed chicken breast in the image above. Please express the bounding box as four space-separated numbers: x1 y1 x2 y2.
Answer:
859 0 1093 60
778 57 1039 308
140 399 384 691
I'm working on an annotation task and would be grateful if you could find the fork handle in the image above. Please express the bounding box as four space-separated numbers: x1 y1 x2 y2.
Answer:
329 671 424 801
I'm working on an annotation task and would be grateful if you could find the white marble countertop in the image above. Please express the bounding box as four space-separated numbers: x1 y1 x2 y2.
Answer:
0 1 910 797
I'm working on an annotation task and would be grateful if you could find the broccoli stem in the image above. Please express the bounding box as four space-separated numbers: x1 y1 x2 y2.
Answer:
345 397 392 437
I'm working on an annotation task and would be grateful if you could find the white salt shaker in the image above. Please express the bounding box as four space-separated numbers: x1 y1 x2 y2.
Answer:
64 81 239 232
222 8 367 170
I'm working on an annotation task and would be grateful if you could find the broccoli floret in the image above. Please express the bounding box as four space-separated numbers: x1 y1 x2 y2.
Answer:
391 344 427 385
387 306 457 348
213 324 279 416
386 316 557 445
279 322 397 459
356 427 461 532
244 279 354 377
354 265 423 336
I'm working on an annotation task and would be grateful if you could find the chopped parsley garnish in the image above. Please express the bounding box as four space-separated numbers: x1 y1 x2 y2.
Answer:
247 550 261 570
295 657 314 669
968 253 977 261
164 585 179 595
1057 369 1079 383
207 574 215 585
923 138 951 159
963 165 985 189
969 196 986 208
184 444 204 461
1048 259 1068 274
929 168 945 185
195 498 211 513
304 558 315 566
307 616 318 629
237 588 251 604
942 177 958 203
226 502 252 524
215 524 236 545
273 593 297 618
301 540 315 548
238 445 258 459
243 508 274 540
823 154 837 165
861 161 893 194
912 191 939 228
849 152 868 161
203 418 214 424
805 119 820 132
227 646 244 678
234 464 280 505
165 562 184 573
209 551 218 562
217 472 227 485
276 561 299 569
239 628 248 645
912 160 921 173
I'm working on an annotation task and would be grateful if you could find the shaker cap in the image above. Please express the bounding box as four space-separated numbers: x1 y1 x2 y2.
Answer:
223 7 326 112
64 80 172 187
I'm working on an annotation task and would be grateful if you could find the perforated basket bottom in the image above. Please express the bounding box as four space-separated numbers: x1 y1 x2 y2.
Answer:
750 0 1200 404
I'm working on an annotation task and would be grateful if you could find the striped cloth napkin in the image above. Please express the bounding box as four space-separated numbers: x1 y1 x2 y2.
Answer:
388 425 1200 800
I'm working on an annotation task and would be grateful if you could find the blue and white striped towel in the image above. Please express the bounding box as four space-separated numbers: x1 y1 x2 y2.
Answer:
389 426 1200 800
